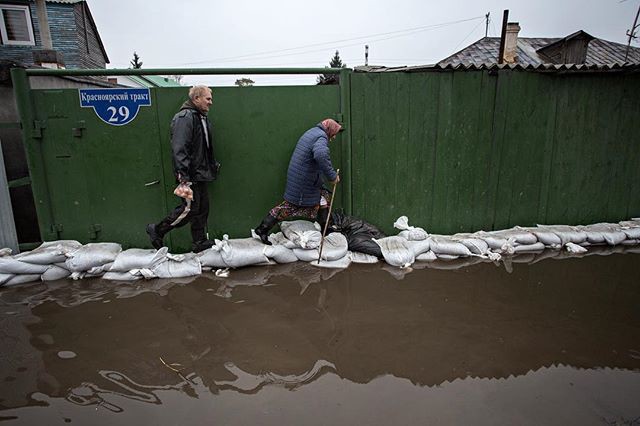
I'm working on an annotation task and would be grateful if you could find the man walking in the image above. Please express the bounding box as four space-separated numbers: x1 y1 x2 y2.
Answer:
146 85 220 253
254 118 342 244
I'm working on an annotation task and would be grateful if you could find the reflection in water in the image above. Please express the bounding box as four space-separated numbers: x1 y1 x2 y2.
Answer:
0 250 639 424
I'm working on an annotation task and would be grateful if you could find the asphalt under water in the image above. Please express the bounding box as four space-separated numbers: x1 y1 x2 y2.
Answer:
1 249 639 425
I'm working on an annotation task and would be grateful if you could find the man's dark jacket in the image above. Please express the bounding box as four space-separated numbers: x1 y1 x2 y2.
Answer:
170 101 219 182
283 124 337 207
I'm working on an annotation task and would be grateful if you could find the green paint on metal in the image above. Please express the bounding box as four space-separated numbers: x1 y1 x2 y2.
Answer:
8 176 31 188
25 67 347 76
0 122 21 129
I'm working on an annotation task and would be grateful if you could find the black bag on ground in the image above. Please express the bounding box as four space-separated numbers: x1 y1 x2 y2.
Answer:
330 211 386 257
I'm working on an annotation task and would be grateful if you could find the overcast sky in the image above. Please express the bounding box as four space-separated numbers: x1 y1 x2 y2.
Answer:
88 0 640 86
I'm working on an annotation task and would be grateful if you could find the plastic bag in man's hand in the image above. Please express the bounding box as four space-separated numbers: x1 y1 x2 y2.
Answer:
174 182 193 200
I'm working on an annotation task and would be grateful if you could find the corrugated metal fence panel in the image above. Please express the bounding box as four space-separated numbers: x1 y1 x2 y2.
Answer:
351 70 640 234
28 85 341 251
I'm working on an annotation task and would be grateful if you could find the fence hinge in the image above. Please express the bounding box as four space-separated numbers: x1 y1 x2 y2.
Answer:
50 223 63 235
72 120 86 138
32 120 46 139
89 224 102 240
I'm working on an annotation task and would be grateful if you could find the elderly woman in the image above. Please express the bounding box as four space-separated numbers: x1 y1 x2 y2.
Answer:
254 118 342 245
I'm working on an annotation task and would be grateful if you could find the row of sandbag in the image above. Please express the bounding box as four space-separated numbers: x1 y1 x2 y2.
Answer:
373 216 640 267
0 220 377 286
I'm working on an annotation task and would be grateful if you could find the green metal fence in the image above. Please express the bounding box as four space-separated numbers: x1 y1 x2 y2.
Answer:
9 66 640 250
350 69 640 234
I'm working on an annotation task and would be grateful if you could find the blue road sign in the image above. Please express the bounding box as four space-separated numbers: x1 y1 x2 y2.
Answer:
79 88 151 126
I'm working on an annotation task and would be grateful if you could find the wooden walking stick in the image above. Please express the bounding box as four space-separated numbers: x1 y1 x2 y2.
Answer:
317 169 340 264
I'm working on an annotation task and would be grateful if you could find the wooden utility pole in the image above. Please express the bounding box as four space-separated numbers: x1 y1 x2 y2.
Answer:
485 12 490 37
625 3 640 63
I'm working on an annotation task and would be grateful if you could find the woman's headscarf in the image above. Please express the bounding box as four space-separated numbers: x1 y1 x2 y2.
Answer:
321 118 342 139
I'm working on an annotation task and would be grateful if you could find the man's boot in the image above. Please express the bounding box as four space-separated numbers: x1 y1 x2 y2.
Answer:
192 239 215 253
146 223 170 250
254 214 278 245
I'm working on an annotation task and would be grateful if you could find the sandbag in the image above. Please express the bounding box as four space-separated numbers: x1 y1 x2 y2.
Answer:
0 258 49 275
110 248 168 272
490 227 538 245
293 233 349 262
473 231 510 251
0 248 11 257
526 227 562 247
394 216 428 241
4 274 41 286
330 212 386 257
415 251 437 262
87 262 113 275
428 236 473 257
267 232 298 249
452 234 491 255
264 244 299 264
536 225 587 245
374 236 414 268
280 220 322 249
13 240 82 265
512 242 546 253
565 242 587 253
620 227 640 240
578 223 627 246
65 243 122 272
0 273 15 286
197 246 227 268
349 252 379 264
103 271 143 281
218 236 269 268
407 239 431 256
41 265 71 281
148 253 202 278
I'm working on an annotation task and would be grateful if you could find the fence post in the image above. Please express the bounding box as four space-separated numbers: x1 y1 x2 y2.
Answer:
340 68 352 215
0 137 18 253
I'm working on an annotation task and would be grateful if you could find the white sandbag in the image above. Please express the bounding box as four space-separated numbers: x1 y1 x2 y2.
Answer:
473 231 509 251
490 227 538 245
0 248 11 257
512 242 546 253
526 227 562 247
13 240 82 265
428 236 473 257
0 258 49 275
565 242 587 253
415 251 437 261
407 239 431 256
620 227 640 240
578 223 627 246
349 251 379 264
394 216 428 241
110 248 168 272
293 233 349 262
4 274 41 286
70 271 105 280
218 236 269 268
264 244 298 263
197 246 227 268
373 236 414 268
267 232 298 249
149 253 202 278
453 235 491 255
537 225 587 245
87 262 113 275
0 273 15 285
65 243 122 272
620 239 639 246
103 271 143 281
41 265 71 281
280 220 322 249
310 254 352 269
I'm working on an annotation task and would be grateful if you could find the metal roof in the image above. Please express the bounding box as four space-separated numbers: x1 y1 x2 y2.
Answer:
438 34 640 67
45 0 85 3
354 63 640 73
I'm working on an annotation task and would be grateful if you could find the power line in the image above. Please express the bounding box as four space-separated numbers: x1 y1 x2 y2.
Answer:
170 15 484 66
452 19 486 51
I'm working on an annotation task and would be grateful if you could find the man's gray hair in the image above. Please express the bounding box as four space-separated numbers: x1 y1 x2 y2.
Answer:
189 85 211 100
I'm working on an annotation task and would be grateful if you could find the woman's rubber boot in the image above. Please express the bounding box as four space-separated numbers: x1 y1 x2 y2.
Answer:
255 214 278 245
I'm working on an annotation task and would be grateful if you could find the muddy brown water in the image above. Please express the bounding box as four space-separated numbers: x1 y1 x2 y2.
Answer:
1 249 639 425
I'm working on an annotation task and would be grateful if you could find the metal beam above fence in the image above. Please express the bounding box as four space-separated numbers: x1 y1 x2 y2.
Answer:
24 67 349 77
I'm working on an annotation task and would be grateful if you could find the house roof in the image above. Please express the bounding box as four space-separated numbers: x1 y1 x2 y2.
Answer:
438 33 640 66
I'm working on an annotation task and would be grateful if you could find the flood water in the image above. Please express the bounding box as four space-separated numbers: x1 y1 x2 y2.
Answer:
1 248 640 425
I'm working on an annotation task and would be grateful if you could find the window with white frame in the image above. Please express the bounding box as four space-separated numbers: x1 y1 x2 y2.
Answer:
0 4 35 46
